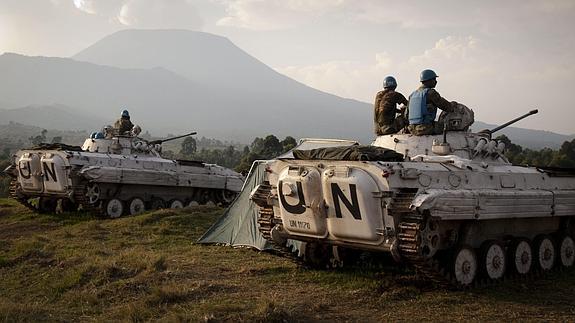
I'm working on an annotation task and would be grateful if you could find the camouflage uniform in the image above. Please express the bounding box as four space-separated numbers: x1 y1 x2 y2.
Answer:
114 117 134 135
407 87 456 136
374 89 408 135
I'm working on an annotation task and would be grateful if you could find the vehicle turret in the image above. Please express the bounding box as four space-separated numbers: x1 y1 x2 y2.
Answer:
81 131 197 157
372 105 539 165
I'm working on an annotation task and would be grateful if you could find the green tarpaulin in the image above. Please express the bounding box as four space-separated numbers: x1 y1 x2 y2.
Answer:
197 161 272 250
292 145 403 161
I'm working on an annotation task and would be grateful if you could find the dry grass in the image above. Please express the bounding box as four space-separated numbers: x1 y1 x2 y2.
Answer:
0 198 574 322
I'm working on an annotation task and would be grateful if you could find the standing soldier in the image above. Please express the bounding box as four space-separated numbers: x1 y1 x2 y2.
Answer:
374 76 408 135
114 109 135 135
407 69 458 135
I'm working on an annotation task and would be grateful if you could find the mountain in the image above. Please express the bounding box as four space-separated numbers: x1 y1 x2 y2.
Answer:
0 29 571 148
74 29 306 92
0 104 106 131
472 121 574 150
0 121 90 148
0 53 232 137
0 48 371 142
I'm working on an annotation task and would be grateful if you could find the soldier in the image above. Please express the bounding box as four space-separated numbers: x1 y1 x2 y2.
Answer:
114 109 134 135
407 69 458 135
374 76 408 135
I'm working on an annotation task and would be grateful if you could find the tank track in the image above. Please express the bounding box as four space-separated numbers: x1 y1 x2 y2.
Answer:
253 183 305 265
394 191 562 288
72 180 103 216
391 190 453 286
8 179 37 212
397 213 454 288
259 207 304 264
393 189 505 288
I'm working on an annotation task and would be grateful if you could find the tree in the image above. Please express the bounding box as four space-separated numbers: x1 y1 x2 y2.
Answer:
501 136 575 168
29 129 47 145
282 136 297 151
180 137 197 157
560 139 575 161
261 135 283 158
250 137 265 154
1 148 9 159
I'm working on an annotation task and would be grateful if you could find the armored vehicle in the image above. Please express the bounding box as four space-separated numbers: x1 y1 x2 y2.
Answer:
252 106 575 287
5 130 244 218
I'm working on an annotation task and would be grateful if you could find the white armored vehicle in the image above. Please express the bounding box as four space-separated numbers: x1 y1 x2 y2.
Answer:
252 107 575 287
5 130 244 218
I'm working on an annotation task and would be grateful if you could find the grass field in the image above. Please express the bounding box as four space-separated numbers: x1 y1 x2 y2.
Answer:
0 197 574 322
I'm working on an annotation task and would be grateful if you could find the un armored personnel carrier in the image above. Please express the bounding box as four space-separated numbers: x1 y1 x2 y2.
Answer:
252 106 575 287
4 130 244 218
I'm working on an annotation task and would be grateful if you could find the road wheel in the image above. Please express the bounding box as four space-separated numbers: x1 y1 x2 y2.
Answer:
105 199 124 218
169 200 184 209
128 198 146 215
480 240 506 281
508 238 532 275
219 190 237 206
150 198 166 210
85 183 101 205
452 245 478 287
534 235 555 272
195 190 211 205
557 234 575 268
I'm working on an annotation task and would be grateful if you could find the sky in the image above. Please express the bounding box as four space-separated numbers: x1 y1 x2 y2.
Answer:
0 0 574 134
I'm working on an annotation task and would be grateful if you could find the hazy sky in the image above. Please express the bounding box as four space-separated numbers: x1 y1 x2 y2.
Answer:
1 0 574 134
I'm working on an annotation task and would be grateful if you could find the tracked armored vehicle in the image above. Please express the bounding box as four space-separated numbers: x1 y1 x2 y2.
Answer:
5 131 244 218
252 106 575 287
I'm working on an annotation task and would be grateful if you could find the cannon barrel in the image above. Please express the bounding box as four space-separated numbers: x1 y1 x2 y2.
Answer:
489 109 538 134
148 131 197 145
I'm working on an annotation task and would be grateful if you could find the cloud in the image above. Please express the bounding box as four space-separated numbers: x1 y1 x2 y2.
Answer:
216 0 575 34
276 52 393 100
73 0 119 15
73 0 203 29
216 0 346 30
118 0 203 29
406 36 482 74
215 0 481 30
276 33 575 133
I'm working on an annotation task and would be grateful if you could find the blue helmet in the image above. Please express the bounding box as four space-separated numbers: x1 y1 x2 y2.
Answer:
121 109 130 118
383 76 397 89
420 69 438 82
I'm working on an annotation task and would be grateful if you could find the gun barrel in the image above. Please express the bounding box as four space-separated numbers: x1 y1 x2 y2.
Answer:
149 131 197 145
489 109 538 134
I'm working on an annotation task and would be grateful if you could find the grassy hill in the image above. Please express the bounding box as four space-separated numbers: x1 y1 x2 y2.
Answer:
0 199 574 321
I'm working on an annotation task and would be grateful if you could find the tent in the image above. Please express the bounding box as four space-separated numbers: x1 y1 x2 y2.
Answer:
197 160 272 250
197 138 360 250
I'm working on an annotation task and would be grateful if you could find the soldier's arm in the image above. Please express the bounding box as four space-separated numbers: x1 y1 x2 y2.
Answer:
395 92 408 113
427 89 456 112
397 92 408 106
374 91 383 110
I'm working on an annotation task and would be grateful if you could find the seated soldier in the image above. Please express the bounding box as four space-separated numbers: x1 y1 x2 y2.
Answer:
114 109 134 135
407 69 458 135
374 76 408 135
